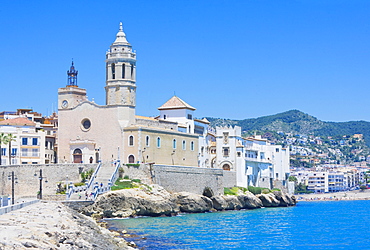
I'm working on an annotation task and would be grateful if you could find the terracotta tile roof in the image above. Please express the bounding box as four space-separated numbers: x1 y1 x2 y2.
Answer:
0 117 36 126
158 96 196 111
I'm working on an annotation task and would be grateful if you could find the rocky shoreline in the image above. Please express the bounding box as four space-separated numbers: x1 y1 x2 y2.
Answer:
81 185 296 219
0 186 295 249
0 201 135 250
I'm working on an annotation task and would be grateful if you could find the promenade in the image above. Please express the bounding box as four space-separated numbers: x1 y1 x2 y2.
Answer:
296 189 370 201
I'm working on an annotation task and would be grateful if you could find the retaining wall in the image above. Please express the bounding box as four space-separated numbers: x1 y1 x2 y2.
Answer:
0 164 97 200
152 165 236 196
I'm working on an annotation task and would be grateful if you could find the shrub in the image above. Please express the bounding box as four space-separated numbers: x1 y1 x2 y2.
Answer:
132 179 141 183
123 175 130 179
271 188 281 192
126 163 140 167
224 187 235 195
118 167 124 178
261 188 271 194
74 182 85 187
248 186 262 195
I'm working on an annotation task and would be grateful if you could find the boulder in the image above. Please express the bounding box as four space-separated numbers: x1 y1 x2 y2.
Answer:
211 196 228 211
203 187 214 198
83 188 179 217
237 191 263 209
175 192 213 213
256 193 280 207
273 191 296 206
223 195 242 210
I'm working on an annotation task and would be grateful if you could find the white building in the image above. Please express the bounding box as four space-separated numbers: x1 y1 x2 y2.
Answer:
0 117 46 165
216 126 290 190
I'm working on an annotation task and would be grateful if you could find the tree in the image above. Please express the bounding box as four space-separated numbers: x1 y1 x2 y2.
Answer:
4 134 16 165
288 176 297 182
0 133 6 165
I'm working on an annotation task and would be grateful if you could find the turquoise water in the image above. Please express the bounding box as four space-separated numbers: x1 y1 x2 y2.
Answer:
107 200 370 249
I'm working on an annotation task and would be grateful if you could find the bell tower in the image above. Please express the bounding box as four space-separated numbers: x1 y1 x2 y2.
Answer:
105 22 137 108
67 61 78 86
58 61 87 110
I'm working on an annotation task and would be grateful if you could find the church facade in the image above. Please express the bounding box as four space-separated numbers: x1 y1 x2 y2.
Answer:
58 23 199 166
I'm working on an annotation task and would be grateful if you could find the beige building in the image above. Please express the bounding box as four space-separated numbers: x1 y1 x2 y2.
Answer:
58 23 199 166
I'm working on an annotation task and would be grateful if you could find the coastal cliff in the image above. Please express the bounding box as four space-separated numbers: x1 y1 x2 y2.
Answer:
82 185 296 218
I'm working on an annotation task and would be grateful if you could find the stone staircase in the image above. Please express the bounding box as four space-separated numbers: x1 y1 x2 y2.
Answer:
68 161 120 201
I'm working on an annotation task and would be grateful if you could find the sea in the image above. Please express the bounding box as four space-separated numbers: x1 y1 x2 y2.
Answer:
106 200 370 249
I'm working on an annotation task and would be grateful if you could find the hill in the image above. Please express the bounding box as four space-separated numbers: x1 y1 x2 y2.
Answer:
205 110 370 146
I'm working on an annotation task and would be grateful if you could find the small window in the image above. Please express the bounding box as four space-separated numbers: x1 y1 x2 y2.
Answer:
32 148 38 157
11 148 17 156
81 119 91 130
129 135 134 146
111 63 116 79
21 148 28 157
32 138 38 146
173 139 177 149
223 147 229 157
122 63 125 78
163 115 167 119
22 138 28 145
157 137 161 148
146 136 150 147
131 64 134 79
182 140 186 150
190 141 194 151
128 155 135 163
276 148 279 153
1 148 5 156
237 152 241 157
187 114 192 120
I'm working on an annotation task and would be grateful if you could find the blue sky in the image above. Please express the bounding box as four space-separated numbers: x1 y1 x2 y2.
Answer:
1 1 370 122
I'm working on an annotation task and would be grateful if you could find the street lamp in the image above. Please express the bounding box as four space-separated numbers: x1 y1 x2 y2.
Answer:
34 169 48 199
7 171 18 205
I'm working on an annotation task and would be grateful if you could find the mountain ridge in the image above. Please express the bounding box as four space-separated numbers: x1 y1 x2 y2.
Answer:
205 109 370 145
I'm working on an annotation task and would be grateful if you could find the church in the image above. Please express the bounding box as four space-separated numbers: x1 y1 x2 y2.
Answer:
57 23 290 191
58 23 205 166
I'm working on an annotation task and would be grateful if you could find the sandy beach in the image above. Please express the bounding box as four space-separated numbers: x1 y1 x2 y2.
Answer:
296 189 370 201
0 201 134 250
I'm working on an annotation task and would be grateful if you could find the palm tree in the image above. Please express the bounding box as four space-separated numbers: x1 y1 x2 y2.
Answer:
4 134 16 165
0 133 6 165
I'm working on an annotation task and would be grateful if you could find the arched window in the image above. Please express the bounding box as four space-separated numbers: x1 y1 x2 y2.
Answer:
111 63 115 79
173 139 177 149
131 64 134 79
190 141 194 151
146 136 150 147
129 135 134 146
182 140 186 150
122 63 125 79
223 147 229 157
106 63 108 80
157 137 161 148
73 148 82 163
223 164 231 171
128 155 135 163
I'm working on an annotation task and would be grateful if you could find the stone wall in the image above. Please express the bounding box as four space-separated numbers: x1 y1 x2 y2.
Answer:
0 164 97 200
115 164 237 196
223 170 237 188
152 165 233 196
119 164 152 184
